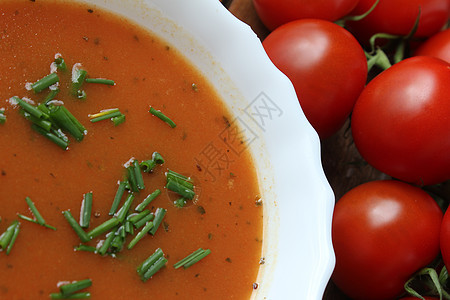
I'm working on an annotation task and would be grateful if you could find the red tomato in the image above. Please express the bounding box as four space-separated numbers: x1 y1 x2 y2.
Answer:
351 56 450 185
332 180 443 300
347 0 450 44
263 19 367 138
415 29 450 63
252 0 359 31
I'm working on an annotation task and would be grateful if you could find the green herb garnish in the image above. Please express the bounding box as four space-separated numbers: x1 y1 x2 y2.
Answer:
0 220 20 254
173 248 211 269
137 248 167 282
18 196 56 230
149 107 176 128
135 189 161 212
62 210 90 243
31 72 60 93
109 181 126 216
50 278 92 299
79 192 93 228
85 78 115 86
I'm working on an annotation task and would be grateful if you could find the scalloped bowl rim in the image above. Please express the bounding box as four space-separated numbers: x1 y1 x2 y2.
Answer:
79 0 336 298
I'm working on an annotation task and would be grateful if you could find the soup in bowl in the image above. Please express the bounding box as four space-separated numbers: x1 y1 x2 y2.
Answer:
0 0 335 299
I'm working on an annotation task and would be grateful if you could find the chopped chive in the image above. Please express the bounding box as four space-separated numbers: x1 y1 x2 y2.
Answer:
62 211 90 243
167 169 193 186
80 192 93 228
183 249 211 268
123 181 131 190
15 97 47 119
152 152 165 165
6 222 20 255
166 170 194 195
142 257 167 282
110 234 125 253
0 109 6 124
135 189 161 212
138 249 164 275
109 181 126 216
60 279 92 297
174 198 187 208
0 220 20 250
133 213 154 229
31 72 60 93
173 248 204 269
112 114 125 126
166 179 195 200
37 102 51 115
77 90 87 100
25 196 46 226
174 248 211 269
85 78 115 86
71 64 87 97
133 159 145 190
43 88 60 105
87 217 120 240
32 124 69 150
88 108 119 119
140 160 156 173
54 56 67 71
49 106 84 141
127 210 151 225
115 193 135 223
117 224 126 239
124 221 134 235
50 292 91 299
52 127 69 142
89 110 122 123
126 166 139 192
60 106 86 136
127 221 153 250
17 214 57 230
149 107 176 128
137 248 164 276
166 169 190 180
21 111 52 131
74 244 97 253
97 228 117 256
149 208 166 235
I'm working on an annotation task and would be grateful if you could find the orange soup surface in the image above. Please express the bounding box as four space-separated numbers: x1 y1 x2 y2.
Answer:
0 1 263 299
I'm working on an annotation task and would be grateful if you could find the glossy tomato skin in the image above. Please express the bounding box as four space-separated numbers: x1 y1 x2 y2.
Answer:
332 180 443 300
253 0 358 31
263 19 367 138
415 29 450 63
347 0 450 44
351 56 450 185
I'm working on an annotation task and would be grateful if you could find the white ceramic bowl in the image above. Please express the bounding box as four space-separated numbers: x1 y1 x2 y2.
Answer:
82 0 336 298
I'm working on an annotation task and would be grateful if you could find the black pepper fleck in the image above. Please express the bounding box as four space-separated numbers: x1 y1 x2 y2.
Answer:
197 206 206 215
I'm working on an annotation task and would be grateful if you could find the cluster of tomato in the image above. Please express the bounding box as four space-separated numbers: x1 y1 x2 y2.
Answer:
253 0 450 299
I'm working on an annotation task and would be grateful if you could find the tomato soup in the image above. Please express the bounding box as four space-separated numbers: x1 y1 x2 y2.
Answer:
0 1 263 299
